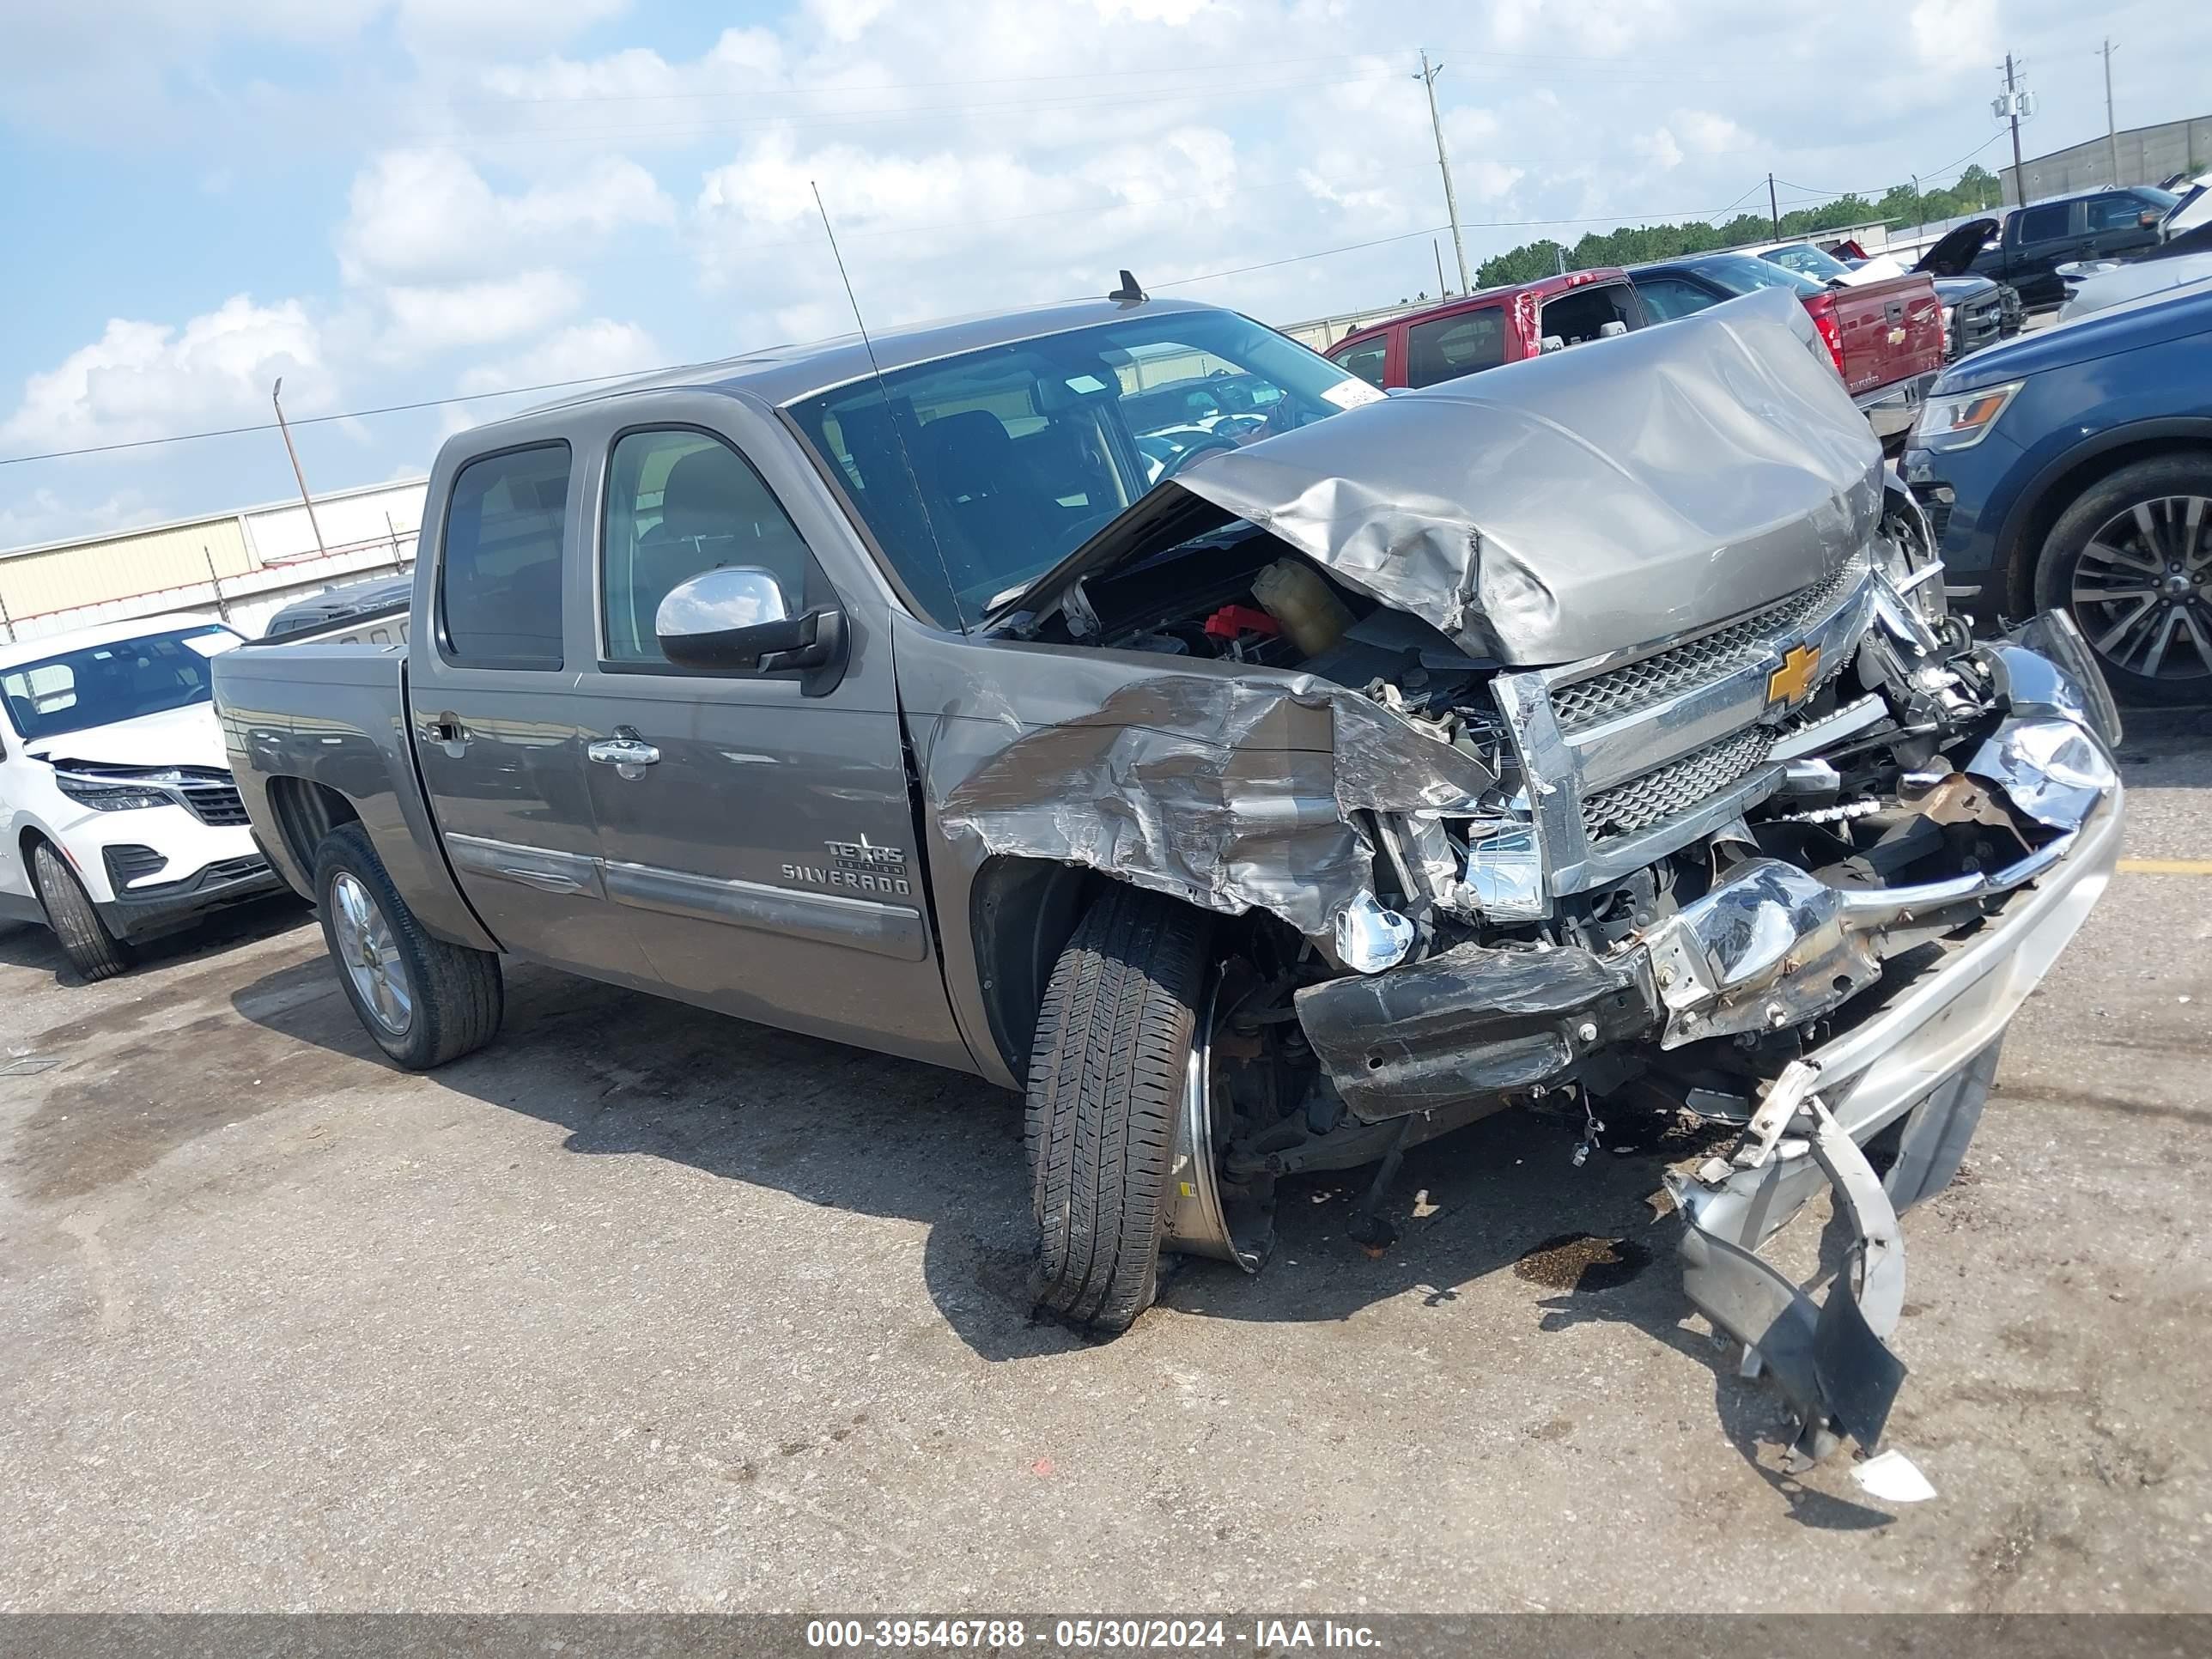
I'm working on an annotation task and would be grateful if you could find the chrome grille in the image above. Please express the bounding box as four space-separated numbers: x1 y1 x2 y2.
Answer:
1550 563 1855 733
173 769 249 827
1582 726 1778 841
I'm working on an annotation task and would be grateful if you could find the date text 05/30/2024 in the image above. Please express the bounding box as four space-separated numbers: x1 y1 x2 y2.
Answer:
804 1620 1382 1650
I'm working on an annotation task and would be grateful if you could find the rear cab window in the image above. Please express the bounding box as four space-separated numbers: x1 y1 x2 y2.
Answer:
1538 282 1639 349
439 444 571 671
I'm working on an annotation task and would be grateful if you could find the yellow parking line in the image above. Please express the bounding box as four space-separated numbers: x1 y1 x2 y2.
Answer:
2117 858 2212 876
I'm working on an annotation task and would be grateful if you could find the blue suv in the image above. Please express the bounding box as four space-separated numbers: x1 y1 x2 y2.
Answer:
1903 276 2212 702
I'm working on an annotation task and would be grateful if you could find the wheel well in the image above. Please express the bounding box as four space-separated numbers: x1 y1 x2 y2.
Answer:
264 776 360 880
1999 436 2212 617
969 857 1099 1085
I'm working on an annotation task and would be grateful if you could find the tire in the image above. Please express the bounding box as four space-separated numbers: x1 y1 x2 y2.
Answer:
30 840 133 982
1024 883 1211 1334
2034 454 2212 705
313 823 503 1070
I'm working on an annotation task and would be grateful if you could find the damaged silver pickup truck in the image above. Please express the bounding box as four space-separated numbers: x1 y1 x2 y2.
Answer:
214 283 2122 1465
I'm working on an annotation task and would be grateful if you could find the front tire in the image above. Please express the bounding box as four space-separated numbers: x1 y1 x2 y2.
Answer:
2035 454 2212 704
30 841 133 982
1025 884 1210 1334
313 823 503 1070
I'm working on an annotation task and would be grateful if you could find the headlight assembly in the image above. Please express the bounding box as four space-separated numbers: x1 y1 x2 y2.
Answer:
1911 380 2021 452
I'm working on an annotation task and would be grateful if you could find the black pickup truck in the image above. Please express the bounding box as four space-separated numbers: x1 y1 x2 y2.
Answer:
1972 185 2180 307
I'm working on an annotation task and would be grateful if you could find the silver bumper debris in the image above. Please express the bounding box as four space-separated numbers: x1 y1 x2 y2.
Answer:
1664 655 2124 1464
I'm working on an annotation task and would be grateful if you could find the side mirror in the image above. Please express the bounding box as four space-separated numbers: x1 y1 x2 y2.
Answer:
655 567 847 687
2142 210 2163 228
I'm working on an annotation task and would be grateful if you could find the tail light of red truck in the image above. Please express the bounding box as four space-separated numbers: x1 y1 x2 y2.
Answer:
1804 294 1847 378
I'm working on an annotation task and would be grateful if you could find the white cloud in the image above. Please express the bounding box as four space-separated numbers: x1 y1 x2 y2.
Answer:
1637 126 1686 171
1671 108 1752 156
392 0 629 52
0 488 159 550
337 150 672 287
456 319 663 396
0 296 327 452
380 272 586 356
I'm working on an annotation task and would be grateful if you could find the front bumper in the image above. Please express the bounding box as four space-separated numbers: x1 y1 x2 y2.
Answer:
1297 621 2123 1458
99 851 287 940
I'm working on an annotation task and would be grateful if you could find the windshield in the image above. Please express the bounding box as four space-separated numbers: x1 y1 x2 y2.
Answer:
0 625 240 743
786 309 1376 627
1762 244 1853 283
1695 254 1830 300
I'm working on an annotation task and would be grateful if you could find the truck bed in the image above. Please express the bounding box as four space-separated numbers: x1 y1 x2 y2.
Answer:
1829 272 1944 401
210 641 493 952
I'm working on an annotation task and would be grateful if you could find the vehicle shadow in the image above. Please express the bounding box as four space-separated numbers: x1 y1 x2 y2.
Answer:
0 894 312 985
228 949 1892 1523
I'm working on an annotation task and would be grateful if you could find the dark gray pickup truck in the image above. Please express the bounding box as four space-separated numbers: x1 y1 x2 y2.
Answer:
214 285 2124 1467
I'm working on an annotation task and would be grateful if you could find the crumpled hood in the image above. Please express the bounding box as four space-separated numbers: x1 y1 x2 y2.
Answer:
26 702 228 771
1167 285 1884 665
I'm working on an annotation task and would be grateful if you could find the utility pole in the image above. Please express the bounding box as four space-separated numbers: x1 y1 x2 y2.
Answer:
1911 173 1921 234
1415 51 1469 294
2002 52 2027 205
1432 238 1447 300
2102 39 2121 187
1768 172 1780 237
270 377 329 559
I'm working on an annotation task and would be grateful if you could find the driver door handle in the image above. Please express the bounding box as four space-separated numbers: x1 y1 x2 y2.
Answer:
587 730 660 779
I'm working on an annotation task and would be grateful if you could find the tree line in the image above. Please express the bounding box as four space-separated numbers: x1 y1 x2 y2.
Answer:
1471 166 2004 289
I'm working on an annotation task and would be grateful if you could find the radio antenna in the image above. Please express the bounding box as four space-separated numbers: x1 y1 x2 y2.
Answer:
811 180 969 632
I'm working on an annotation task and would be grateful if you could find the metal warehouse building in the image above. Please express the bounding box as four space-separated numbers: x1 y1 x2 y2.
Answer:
0 477 426 645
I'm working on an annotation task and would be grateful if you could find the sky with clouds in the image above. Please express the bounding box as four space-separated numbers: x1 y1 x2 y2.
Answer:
1 0 2205 547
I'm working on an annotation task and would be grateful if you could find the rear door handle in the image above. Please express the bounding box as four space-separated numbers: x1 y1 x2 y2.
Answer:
587 730 660 780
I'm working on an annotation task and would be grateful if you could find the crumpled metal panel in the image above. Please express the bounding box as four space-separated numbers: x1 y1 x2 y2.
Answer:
926 660 1496 938
1170 286 1884 665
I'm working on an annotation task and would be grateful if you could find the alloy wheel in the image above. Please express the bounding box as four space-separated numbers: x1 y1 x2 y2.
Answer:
331 872 412 1036
2070 495 2212 684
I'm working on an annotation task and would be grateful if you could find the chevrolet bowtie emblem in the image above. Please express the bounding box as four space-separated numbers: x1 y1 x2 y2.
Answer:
1767 643 1821 707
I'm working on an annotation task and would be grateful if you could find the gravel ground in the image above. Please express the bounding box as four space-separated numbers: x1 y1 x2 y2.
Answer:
0 721 2205 1614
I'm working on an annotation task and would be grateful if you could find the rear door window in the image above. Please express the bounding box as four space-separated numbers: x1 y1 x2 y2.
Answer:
1634 276 1718 322
1405 308 1505 387
1329 337 1389 387
2014 203 2071 245
439 444 571 671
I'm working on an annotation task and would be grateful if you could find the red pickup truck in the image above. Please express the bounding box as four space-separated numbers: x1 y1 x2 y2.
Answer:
1322 269 1644 388
1328 258 1945 448
1625 252 1945 444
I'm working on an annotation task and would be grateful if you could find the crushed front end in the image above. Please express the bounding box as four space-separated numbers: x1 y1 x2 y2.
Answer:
1291 540 2123 1462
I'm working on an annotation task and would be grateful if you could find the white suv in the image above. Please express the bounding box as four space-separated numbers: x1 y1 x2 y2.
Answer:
0 615 283 980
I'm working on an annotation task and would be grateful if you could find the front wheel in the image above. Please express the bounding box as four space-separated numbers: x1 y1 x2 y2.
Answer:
1024 884 1211 1334
2035 454 2212 704
313 823 503 1069
30 841 133 982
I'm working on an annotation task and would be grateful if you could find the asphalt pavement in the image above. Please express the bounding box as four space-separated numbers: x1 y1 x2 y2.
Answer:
0 719 2205 1613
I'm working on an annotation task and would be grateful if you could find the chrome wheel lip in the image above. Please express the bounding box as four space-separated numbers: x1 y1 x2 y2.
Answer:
1164 971 1269 1273
2072 494 2212 683
330 872 411 1036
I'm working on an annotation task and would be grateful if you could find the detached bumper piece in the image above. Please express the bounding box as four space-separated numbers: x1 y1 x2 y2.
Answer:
1296 942 1656 1123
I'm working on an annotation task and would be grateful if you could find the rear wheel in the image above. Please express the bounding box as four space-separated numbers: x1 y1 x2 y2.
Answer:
30 841 133 982
1025 884 1210 1334
2035 455 2212 704
313 823 503 1070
